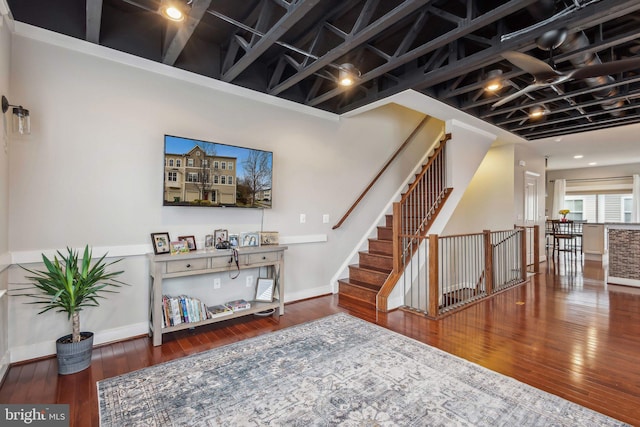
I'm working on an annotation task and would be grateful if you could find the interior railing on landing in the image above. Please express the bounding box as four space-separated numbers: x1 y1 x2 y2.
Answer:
402 228 528 318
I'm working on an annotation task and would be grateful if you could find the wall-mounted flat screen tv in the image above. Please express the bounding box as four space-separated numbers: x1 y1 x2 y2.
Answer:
163 135 273 209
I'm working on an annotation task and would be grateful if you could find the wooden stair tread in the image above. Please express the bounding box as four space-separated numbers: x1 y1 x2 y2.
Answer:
350 263 392 274
338 278 381 292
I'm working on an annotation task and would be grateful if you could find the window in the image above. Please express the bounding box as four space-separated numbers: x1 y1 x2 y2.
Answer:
176 159 181 167
168 159 174 167
564 198 584 221
228 176 233 185
187 158 194 167
221 176 226 184
202 159 209 168
213 175 219 184
221 162 227 170
623 197 633 222
187 172 199 182
167 171 177 182
228 163 233 170
213 161 219 170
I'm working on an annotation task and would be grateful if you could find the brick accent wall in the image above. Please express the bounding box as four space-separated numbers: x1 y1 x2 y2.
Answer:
609 229 640 280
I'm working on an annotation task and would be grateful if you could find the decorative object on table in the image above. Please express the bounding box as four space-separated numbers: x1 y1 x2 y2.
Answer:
240 232 260 247
255 278 275 302
17 245 126 375
178 235 197 251
169 241 189 255
559 209 570 221
228 234 239 248
214 229 228 248
204 234 214 251
259 231 279 246
98 313 626 426
151 232 171 255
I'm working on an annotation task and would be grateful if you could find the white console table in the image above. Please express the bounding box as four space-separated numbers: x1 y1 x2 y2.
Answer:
148 245 286 346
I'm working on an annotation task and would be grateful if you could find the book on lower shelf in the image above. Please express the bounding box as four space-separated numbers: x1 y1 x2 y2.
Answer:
208 304 233 318
225 299 251 312
162 294 211 328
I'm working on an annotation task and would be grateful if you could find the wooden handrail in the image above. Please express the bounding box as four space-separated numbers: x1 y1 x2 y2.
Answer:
332 115 432 230
399 133 451 205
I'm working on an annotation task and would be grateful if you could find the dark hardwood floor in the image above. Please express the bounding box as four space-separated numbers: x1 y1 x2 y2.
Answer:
2 256 640 426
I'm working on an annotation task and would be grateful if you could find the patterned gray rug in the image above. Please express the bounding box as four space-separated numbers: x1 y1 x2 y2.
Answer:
97 313 626 426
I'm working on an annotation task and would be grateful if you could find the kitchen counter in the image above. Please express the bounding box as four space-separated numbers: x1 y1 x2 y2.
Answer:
606 224 640 288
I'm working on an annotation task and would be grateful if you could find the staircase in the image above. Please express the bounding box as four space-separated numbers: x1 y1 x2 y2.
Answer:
337 132 452 310
338 214 394 308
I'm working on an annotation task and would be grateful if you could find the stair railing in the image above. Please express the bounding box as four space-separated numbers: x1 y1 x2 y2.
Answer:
332 115 432 230
377 133 451 311
402 228 530 318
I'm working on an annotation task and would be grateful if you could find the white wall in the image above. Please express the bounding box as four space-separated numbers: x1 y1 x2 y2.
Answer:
6 24 444 361
0 14 11 380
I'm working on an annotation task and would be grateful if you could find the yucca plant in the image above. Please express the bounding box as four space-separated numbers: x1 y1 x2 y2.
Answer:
18 245 126 343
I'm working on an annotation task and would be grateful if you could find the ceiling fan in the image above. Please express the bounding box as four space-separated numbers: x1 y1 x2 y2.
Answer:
491 50 640 108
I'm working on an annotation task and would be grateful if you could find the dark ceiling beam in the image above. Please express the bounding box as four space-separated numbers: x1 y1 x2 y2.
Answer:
308 0 538 107
269 0 432 96
335 0 640 114
221 0 322 82
163 0 212 65
495 86 640 126
483 74 640 119
86 0 103 44
522 113 640 139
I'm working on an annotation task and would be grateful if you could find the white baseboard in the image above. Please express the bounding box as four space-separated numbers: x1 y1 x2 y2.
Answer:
285 285 333 304
10 322 149 363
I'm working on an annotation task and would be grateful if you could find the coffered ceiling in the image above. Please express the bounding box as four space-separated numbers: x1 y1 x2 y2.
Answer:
6 0 640 142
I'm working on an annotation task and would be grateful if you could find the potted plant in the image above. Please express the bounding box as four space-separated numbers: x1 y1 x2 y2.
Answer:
17 245 126 375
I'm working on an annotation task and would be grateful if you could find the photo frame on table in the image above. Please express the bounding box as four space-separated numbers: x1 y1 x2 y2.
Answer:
229 234 239 248
204 234 214 250
214 229 228 246
240 232 260 247
170 240 189 255
255 278 275 302
151 232 171 255
260 231 279 246
178 235 197 251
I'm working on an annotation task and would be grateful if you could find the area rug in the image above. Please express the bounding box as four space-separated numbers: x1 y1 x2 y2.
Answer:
97 313 626 426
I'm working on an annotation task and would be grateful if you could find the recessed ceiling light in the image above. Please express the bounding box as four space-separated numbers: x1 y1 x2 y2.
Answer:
573 155 584 159
554 137 562 142
588 162 597 166
529 105 546 119
161 2 186 21
484 69 503 92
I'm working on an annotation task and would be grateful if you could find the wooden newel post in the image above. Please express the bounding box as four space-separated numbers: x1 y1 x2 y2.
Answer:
483 230 493 295
519 227 527 281
533 225 540 273
428 234 439 317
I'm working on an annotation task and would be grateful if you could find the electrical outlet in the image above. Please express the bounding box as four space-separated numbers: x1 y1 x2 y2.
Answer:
246 275 254 287
323 214 330 224
213 278 221 289
300 213 306 223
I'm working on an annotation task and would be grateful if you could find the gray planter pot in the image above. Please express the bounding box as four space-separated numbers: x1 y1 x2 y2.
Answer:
56 332 94 375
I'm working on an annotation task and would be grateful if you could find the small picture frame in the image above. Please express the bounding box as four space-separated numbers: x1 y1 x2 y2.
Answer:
255 278 275 302
204 234 214 250
240 232 260 247
229 234 239 248
214 229 228 246
260 231 279 246
151 232 171 255
178 235 197 251
170 240 189 255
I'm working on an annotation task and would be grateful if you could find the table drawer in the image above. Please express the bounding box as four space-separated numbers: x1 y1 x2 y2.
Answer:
244 251 281 265
166 258 208 273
